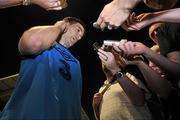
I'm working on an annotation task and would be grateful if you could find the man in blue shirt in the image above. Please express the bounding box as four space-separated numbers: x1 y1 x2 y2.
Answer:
1 17 85 119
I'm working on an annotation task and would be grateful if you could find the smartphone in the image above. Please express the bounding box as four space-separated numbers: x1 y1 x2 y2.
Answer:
103 40 119 46
92 42 101 52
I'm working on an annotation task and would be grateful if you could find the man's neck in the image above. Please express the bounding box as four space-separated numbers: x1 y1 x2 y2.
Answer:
59 40 70 48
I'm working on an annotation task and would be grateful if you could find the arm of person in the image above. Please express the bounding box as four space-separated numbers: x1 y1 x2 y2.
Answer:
143 47 180 79
135 60 172 98
94 0 141 30
115 73 145 106
98 49 145 106
0 0 64 10
92 93 102 120
118 40 180 79
93 106 100 120
18 20 67 55
122 7 180 31
0 0 23 8
152 7 180 23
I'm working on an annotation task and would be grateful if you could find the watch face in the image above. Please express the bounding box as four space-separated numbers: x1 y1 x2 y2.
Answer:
115 71 123 79
119 72 123 77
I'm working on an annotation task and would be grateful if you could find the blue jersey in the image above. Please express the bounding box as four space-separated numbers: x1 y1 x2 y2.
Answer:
1 43 82 119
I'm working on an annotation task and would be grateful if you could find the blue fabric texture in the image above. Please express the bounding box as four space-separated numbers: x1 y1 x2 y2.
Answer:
1 43 82 120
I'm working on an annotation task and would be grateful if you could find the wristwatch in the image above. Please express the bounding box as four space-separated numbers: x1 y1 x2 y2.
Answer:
113 71 124 80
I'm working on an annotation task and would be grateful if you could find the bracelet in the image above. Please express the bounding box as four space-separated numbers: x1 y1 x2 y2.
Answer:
22 0 31 6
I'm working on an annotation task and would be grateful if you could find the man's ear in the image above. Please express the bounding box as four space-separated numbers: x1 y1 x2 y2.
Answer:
63 22 70 33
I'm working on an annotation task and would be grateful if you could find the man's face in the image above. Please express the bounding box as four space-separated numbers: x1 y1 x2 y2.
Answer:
61 22 85 48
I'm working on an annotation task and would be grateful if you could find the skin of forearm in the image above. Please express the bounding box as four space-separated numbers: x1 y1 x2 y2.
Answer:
153 8 180 23
93 107 100 120
0 0 23 8
114 0 141 9
137 61 171 98
19 25 62 55
143 48 180 79
117 75 145 106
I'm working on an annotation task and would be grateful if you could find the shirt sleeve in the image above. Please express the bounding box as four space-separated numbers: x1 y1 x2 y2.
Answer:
157 23 180 56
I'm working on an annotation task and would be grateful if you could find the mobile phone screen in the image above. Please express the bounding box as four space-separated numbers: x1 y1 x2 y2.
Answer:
92 42 100 52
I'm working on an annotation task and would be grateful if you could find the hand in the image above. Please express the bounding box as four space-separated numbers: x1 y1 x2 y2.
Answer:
111 44 127 68
122 12 154 31
98 49 120 75
31 0 67 10
112 43 143 67
94 0 137 30
117 39 148 56
101 44 127 68
92 93 103 108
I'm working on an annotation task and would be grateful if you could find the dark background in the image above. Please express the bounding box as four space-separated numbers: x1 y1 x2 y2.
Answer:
0 0 179 119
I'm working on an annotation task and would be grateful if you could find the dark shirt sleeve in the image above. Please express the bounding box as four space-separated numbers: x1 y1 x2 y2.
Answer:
157 23 180 56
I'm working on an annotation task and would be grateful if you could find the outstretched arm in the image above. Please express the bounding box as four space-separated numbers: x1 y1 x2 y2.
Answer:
153 7 180 23
0 0 65 10
135 61 171 98
117 40 180 79
98 49 145 106
142 46 180 79
112 42 172 98
122 8 180 31
19 20 67 55
0 0 23 8
94 0 141 30
116 74 145 106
